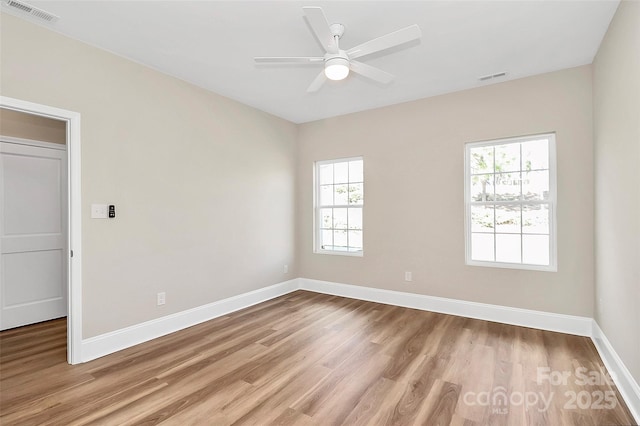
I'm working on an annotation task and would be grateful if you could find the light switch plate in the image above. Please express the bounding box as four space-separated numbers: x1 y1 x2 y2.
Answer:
91 204 109 219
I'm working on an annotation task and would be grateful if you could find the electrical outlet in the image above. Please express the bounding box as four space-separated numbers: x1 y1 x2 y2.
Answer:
284 264 289 274
157 292 166 306
405 271 413 282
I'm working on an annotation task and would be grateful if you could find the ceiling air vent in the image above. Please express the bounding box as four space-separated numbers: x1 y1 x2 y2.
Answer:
478 72 507 82
3 0 59 22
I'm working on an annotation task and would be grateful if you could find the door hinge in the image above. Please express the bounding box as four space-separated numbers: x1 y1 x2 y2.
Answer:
70 250 74 258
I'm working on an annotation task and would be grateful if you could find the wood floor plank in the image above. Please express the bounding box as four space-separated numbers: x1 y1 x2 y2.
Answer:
0 290 635 425
304 351 391 424
89 343 267 425
290 339 384 415
418 380 461 426
0 369 95 415
155 380 252 426
340 377 397 426
11 378 168 426
269 408 316 426
150 380 252 426
227 365 332 425
385 355 449 425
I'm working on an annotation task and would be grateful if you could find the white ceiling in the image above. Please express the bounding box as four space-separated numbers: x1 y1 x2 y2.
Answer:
10 1 618 123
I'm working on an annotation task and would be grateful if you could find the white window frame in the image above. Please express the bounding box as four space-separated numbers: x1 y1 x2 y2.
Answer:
464 133 557 271
313 156 364 257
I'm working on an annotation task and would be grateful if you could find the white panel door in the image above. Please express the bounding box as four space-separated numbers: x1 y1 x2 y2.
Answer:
0 140 67 330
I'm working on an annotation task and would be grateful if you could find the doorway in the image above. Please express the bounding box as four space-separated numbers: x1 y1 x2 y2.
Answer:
0 96 83 364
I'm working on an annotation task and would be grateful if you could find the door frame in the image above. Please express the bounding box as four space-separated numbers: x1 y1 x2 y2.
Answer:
1 96 82 364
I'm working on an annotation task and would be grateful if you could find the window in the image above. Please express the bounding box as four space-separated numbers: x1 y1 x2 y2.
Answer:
464 134 556 271
314 157 364 255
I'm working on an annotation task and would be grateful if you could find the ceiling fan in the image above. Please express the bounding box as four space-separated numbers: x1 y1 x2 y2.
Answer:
254 7 422 92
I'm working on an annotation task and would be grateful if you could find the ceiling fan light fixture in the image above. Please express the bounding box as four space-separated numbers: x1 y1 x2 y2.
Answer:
324 57 350 80
254 7 422 92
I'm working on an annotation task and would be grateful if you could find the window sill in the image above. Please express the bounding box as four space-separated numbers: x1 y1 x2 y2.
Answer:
314 249 363 257
466 259 557 272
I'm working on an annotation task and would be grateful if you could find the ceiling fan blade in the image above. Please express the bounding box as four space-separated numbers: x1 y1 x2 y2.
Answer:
347 24 421 60
307 70 327 93
302 6 338 53
255 57 323 64
350 61 395 84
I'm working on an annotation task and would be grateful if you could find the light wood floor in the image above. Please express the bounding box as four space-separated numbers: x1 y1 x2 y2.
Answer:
0 290 635 425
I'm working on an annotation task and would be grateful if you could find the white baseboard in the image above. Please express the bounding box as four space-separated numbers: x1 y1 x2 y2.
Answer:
591 321 640 424
83 277 591 363
298 278 593 336
79 276 638 425
81 279 298 362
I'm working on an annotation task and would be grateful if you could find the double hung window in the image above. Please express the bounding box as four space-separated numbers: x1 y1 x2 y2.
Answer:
465 134 556 271
314 157 364 255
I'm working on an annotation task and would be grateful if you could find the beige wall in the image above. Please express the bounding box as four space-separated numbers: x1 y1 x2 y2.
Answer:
1 8 619 343
593 1 640 384
298 66 595 317
0 108 66 144
1 14 298 338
